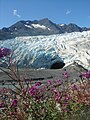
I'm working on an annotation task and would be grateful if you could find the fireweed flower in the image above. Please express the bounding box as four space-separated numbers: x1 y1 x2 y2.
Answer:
35 82 42 86
80 71 90 78
47 80 52 85
28 86 38 96
65 95 72 101
55 80 62 86
0 47 11 58
11 99 17 107
53 88 57 93
28 86 43 100
0 49 3 58
72 84 79 90
53 89 62 102
0 102 4 108
63 72 69 78
54 91 62 102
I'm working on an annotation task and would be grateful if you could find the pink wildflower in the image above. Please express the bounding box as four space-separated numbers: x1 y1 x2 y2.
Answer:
54 92 62 102
80 71 90 78
65 95 72 100
0 102 4 108
72 84 79 90
11 99 17 107
29 86 38 96
47 80 52 85
35 82 42 86
63 72 69 78
55 80 62 85
53 89 62 102
0 48 11 58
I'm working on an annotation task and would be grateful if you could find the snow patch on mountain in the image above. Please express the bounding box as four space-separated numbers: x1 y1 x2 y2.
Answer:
0 31 90 69
60 24 65 26
26 22 29 24
15 28 17 30
31 24 50 30
25 24 32 28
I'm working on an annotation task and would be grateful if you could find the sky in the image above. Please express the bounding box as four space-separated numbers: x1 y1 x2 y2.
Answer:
0 0 90 28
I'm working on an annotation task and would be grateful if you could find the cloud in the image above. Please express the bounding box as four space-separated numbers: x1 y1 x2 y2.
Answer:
66 10 71 15
13 10 21 18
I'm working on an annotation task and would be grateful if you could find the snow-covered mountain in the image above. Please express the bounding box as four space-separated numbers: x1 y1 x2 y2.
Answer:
0 18 90 40
0 31 90 69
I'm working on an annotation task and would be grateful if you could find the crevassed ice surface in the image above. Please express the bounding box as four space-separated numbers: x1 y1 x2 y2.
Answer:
0 31 90 69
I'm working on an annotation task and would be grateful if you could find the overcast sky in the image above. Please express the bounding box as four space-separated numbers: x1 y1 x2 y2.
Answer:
0 0 90 28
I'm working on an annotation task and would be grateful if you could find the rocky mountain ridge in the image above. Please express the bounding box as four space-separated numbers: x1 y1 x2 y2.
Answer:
0 18 90 40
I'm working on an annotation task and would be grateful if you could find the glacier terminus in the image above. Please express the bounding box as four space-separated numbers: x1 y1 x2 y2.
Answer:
0 31 90 69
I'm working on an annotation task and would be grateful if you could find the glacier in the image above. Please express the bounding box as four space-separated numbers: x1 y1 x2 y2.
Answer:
0 31 90 69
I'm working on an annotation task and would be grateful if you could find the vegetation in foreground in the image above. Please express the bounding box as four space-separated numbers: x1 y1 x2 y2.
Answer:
0 48 90 120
